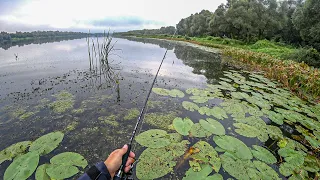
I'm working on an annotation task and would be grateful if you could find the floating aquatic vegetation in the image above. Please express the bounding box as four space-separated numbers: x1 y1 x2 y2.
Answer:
173 117 193 135
251 145 277 164
234 123 261 138
189 141 221 172
35 164 50 180
220 77 232 83
303 155 320 173
49 99 74 113
147 100 165 109
46 152 88 179
144 112 177 130
124 108 140 120
189 123 212 137
267 125 283 140
213 135 252 160
72 108 85 114
182 101 199 112
221 153 280 180
135 129 171 148
9 107 27 119
169 89 185 98
4 152 39 180
231 92 250 100
199 118 225 135
136 140 189 179
0 141 32 164
53 90 74 100
98 115 119 127
189 96 214 103
262 109 284 125
152 88 170 96
19 111 36 120
183 164 222 180
198 106 227 120
152 88 185 98
29 131 64 155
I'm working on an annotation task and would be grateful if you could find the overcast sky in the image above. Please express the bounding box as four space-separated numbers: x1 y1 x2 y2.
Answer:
0 0 226 32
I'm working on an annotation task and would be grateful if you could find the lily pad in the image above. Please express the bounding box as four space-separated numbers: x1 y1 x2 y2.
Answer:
213 135 252 160
183 164 222 180
189 141 221 172
0 141 32 164
199 118 225 135
169 89 185 98
4 152 39 180
220 153 259 179
303 155 320 172
251 145 277 164
231 92 250 100
35 164 50 180
198 106 227 120
46 164 79 179
189 123 213 137
152 88 170 96
253 160 281 180
263 110 284 125
29 131 64 155
278 147 305 166
173 117 194 136
136 140 189 179
267 125 283 140
234 123 260 138
135 129 171 148
182 101 199 112
46 152 88 179
50 152 88 168
190 96 213 103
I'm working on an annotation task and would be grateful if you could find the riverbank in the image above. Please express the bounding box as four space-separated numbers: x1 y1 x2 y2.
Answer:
121 35 320 103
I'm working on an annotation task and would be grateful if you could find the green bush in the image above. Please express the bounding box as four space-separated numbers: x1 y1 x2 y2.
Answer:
250 40 278 49
285 48 320 67
185 36 191 40
206 36 214 40
177 35 182 38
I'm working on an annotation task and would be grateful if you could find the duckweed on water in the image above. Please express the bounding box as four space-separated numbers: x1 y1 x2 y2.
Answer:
144 112 177 130
0 141 32 164
124 108 140 120
98 115 119 127
72 108 85 114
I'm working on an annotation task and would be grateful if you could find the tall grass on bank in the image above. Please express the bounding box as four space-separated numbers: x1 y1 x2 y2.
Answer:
128 34 320 102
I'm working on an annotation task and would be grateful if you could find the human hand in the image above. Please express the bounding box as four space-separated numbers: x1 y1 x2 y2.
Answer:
104 144 135 178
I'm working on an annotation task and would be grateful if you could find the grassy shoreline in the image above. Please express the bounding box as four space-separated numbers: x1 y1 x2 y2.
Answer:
123 34 320 103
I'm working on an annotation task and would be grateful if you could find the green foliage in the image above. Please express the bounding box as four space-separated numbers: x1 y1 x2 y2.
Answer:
0 141 32 164
199 118 225 135
29 131 64 155
251 145 277 164
183 165 223 180
190 141 221 172
182 101 199 112
4 152 39 180
213 135 252 160
35 164 50 180
189 123 212 137
284 47 320 67
136 140 189 179
173 117 194 135
135 129 171 148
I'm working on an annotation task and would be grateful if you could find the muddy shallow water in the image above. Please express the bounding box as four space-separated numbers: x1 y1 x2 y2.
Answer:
0 37 319 179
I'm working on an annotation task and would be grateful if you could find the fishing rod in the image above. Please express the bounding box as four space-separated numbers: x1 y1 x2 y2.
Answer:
114 31 177 180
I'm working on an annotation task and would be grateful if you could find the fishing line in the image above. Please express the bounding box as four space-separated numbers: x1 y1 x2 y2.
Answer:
114 30 177 179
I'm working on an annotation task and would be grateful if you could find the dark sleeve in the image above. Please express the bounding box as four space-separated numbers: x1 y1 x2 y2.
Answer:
78 162 112 180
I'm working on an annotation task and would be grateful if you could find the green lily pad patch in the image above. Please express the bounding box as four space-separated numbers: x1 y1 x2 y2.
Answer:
251 145 277 164
199 118 225 135
173 117 194 135
152 88 184 98
135 129 171 148
29 131 64 155
4 152 39 180
182 101 199 112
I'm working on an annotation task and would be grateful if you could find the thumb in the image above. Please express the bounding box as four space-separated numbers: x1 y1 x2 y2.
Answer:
118 144 128 155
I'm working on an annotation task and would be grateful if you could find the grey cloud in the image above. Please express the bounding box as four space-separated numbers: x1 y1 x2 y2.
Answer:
90 16 163 27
